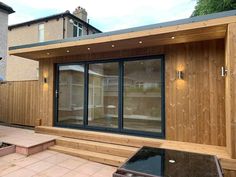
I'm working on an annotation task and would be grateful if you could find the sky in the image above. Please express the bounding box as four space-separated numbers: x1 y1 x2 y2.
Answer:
4 0 197 32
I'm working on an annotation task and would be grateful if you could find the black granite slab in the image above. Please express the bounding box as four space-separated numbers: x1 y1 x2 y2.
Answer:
113 146 223 177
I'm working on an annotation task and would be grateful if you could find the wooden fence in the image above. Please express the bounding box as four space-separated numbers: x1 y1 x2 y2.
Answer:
0 80 39 126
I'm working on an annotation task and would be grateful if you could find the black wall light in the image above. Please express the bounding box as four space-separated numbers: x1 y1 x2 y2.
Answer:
44 77 47 84
176 70 184 80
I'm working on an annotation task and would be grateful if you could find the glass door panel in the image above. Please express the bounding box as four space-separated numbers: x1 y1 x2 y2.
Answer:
88 62 119 128
123 59 163 133
57 65 85 125
55 56 164 137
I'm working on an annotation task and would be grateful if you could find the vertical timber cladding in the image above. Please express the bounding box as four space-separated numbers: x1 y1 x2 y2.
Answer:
165 39 225 146
225 23 236 158
38 39 226 146
39 59 54 126
0 81 39 126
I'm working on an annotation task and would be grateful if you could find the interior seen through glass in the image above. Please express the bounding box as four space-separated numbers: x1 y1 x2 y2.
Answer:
124 59 162 133
58 65 84 125
57 57 163 134
88 62 119 128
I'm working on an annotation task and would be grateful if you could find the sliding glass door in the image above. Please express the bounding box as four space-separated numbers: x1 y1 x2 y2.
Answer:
88 62 119 128
57 65 85 125
55 56 165 137
123 59 162 133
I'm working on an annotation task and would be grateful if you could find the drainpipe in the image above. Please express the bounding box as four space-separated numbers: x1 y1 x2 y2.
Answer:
87 19 89 35
62 16 65 39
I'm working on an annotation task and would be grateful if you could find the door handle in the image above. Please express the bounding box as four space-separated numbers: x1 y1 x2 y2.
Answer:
55 90 59 98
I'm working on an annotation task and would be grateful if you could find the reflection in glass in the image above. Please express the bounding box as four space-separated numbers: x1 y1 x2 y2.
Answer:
123 59 162 133
119 147 222 177
122 147 164 176
56 58 164 135
88 62 119 128
58 65 84 125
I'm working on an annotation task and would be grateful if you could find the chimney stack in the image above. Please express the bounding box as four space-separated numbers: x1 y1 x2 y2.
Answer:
73 6 88 22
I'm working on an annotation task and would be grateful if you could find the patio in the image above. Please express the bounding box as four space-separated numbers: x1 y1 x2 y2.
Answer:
0 125 56 148
0 151 116 177
0 125 116 177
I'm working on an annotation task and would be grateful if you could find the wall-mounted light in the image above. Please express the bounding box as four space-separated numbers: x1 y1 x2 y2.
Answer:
44 77 47 84
221 66 227 77
43 72 49 91
176 70 184 80
169 159 176 164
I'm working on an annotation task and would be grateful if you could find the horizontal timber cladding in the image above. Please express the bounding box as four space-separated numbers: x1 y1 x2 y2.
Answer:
0 80 39 126
38 38 225 146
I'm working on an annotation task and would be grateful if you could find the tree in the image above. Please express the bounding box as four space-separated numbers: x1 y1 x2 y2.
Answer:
191 0 236 17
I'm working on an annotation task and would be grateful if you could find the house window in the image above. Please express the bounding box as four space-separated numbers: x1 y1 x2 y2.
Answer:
0 75 4 81
56 56 165 137
73 22 83 37
38 24 44 42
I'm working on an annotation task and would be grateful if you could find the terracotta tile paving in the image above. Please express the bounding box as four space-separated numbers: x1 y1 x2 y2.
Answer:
0 125 57 147
0 151 117 177
0 126 117 176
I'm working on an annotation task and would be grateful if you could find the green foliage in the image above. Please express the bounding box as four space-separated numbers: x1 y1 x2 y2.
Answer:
191 0 236 17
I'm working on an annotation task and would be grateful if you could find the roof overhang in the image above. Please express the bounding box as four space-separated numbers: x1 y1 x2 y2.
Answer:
9 10 236 61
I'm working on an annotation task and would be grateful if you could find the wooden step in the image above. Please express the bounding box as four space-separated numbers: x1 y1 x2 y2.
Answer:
49 145 126 167
36 126 236 171
56 137 138 158
35 126 230 159
35 126 161 147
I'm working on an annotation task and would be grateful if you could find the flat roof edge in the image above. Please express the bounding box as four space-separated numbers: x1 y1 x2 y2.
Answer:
9 9 236 51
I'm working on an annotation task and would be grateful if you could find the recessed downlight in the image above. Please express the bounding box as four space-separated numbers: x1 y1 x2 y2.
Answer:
88 47 91 50
111 44 115 48
139 41 143 44
171 36 175 39
66 50 70 53
169 159 176 163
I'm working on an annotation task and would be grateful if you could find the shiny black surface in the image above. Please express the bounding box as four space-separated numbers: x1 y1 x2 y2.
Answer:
119 147 222 177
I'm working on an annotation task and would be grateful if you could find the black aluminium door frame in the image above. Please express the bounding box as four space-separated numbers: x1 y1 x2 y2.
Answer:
54 54 165 138
85 59 120 132
54 62 86 130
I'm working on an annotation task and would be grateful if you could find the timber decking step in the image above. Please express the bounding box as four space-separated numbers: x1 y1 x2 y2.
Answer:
36 126 236 171
36 126 231 159
49 145 126 167
56 137 138 158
